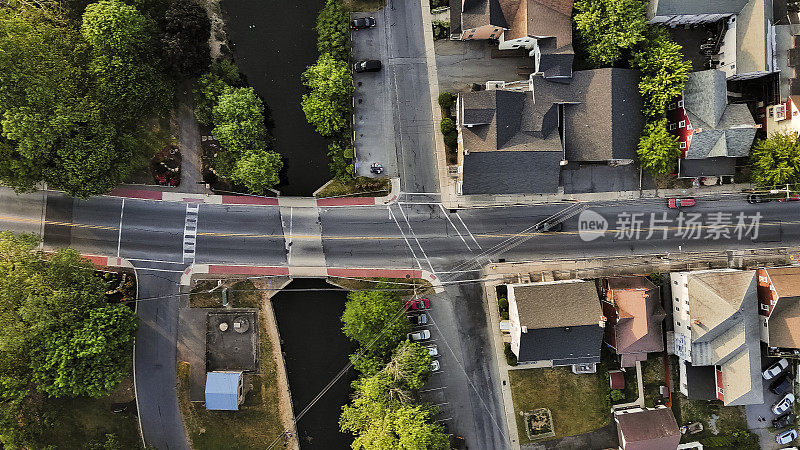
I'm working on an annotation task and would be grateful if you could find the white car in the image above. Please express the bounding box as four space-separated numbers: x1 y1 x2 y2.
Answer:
777 429 798 445
773 393 796 415
764 358 790 380
430 360 440 371
426 345 438 357
407 329 431 341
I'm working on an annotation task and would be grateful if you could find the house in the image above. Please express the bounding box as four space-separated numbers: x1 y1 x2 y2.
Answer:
666 70 756 179
648 0 776 80
670 269 763 406
451 0 574 78
506 279 605 369
205 370 245 410
614 406 681 450
756 266 800 356
764 95 800 136
601 277 666 367
456 68 644 195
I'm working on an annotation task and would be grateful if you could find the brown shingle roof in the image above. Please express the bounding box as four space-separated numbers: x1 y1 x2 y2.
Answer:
506 0 574 48
607 277 665 363
512 280 601 329
615 407 680 450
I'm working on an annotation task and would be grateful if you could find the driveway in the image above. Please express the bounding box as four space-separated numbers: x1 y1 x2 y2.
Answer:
351 10 396 178
745 349 790 450
435 39 531 94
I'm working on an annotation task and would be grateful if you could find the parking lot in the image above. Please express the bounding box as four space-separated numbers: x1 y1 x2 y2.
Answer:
745 352 797 450
350 10 397 178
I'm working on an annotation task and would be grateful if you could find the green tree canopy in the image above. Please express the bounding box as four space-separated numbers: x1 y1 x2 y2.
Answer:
751 131 800 187
232 150 283 194
316 0 350 61
632 29 691 118
301 54 354 137
637 118 681 175
574 0 648 67
341 288 411 360
328 141 355 180
212 86 268 176
161 0 211 76
194 59 243 126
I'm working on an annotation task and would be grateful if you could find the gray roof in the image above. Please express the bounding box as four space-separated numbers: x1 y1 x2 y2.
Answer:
461 150 562 194
684 362 717 400
649 0 748 17
462 0 509 30
736 0 772 75
517 326 604 365
679 156 737 178
683 70 727 128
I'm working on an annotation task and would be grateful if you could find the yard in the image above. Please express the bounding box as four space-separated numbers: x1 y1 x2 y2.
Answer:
177 310 284 449
190 279 263 308
328 276 433 296
641 354 667 407
315 177 390 199
508 367 610 443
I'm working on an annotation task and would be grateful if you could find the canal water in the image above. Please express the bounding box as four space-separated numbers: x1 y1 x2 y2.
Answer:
222 0 329 196
271 279 354 449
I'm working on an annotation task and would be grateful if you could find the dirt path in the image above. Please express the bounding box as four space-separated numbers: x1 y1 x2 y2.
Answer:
256 278 299 450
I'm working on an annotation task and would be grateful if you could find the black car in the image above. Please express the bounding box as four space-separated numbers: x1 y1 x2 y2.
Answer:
353 60 382 73
538 221 563 232
350 17 376 29
774 413 796 429
770 372 795 395
747 194 771 204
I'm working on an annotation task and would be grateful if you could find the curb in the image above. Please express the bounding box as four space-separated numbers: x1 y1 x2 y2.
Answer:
180 263 443 292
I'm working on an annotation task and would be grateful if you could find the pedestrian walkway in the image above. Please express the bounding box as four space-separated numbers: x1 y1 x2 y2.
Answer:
278 197 327 277
176 90 211 194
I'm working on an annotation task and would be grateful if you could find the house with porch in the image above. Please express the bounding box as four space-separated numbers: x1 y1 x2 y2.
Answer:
756 266 800 357
666 69 756 179
507 279 605 369
670 269 763 406
601 277 665 367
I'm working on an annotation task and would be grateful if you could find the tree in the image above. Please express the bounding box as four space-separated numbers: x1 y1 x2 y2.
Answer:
341 289 411 360
212 87 268 176
301 54 353 137
316 0 350 61
384 342 432 391
574 0 648 67
632 29 691 118
438 91 455 112
194 59 242 125
81 0 153 55
751 131 800 187
637 119 681 175
161 0 211 76
328 141 355 180
231 150 282 194
440 117 456 135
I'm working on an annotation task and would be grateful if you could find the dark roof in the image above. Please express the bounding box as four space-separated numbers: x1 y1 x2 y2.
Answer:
684 362 717 400
462 0 509 30
517 325 603 364
615 407 681 450
511 280 601 329
649 0 748 17
539 50 574 79
679 156 736 178
450 1 462 34
461 150 562 194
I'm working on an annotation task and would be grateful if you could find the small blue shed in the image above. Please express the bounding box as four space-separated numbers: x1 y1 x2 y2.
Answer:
205 371 243 410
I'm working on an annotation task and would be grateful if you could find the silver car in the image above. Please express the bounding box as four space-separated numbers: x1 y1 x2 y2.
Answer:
425 345 438 356
407 329 431 341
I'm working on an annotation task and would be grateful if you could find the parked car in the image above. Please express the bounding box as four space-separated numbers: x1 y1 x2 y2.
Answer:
430 360 440 371
408 313 428 325
747 194 771 204
405 298 431 311
763 358 790 380
426 345 438 356
407 329 431 341
779 194 800 202
777 429 798 444
353 60 382 72
350 16 376 29
770 372 795 395
774 413 796 429
773 393 796 415
668 198 695 208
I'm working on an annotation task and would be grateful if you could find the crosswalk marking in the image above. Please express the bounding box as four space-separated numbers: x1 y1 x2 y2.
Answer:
183 203 199 263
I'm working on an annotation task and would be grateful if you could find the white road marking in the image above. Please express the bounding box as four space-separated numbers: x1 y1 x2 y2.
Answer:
388 206 423 270
439 204 471 252
455 211 482 250
419 386 446 393
134 267 185 273
396 204 435 274
183 203 199 263
116 199 125 257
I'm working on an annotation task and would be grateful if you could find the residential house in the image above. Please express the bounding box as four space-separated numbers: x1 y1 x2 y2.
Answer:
666 70 756 179
507 279 605 369
756 266 800 356
204 371 245 410
670 269 763 406
456 68 643 195
648 0 776 80
451 0 574 78
764 95 800 136
601 277 666 367
614 406 681 450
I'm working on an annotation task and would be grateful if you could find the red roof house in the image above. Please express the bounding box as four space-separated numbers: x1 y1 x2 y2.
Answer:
614 406 681 450
602 277 665 367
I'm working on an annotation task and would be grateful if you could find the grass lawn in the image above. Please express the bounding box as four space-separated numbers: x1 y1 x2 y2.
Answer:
178 311 284 449
508 367 610 443
641 354 666 407
344 0 385 12
612 368 639 404
190 280 262 308
328 276 433 296
37 377 141 448
315 177 390 198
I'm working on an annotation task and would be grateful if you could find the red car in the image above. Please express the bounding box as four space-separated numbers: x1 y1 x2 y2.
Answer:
779 194 800 202
404 298 431 310
668 198 695 208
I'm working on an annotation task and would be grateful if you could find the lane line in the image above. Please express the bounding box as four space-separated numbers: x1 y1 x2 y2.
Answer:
396 204 435 274
455 211 482 250
388 206 423 270
420 386 446 393
134 267 186 273
439 204 471 252
117 199 125 258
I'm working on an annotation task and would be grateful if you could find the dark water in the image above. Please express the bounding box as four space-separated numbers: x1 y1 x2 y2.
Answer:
223 0 328 196
271 279 354 449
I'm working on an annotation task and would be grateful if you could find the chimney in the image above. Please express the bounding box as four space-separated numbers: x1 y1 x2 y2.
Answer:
693 319 701 325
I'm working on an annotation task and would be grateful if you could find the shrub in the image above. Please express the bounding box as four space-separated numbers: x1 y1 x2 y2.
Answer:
504 343 518 366
500 311 509 320
443 131 458 149
440 117 456 135
432 20 450 40
438 91 455 111
316 0 350 61
498 297 509 313
751 131 800 187
610 389 625 402
637 118 681 175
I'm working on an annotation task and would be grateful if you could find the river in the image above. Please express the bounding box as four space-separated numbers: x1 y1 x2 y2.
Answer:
223 0 329 196
271 279 354 449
